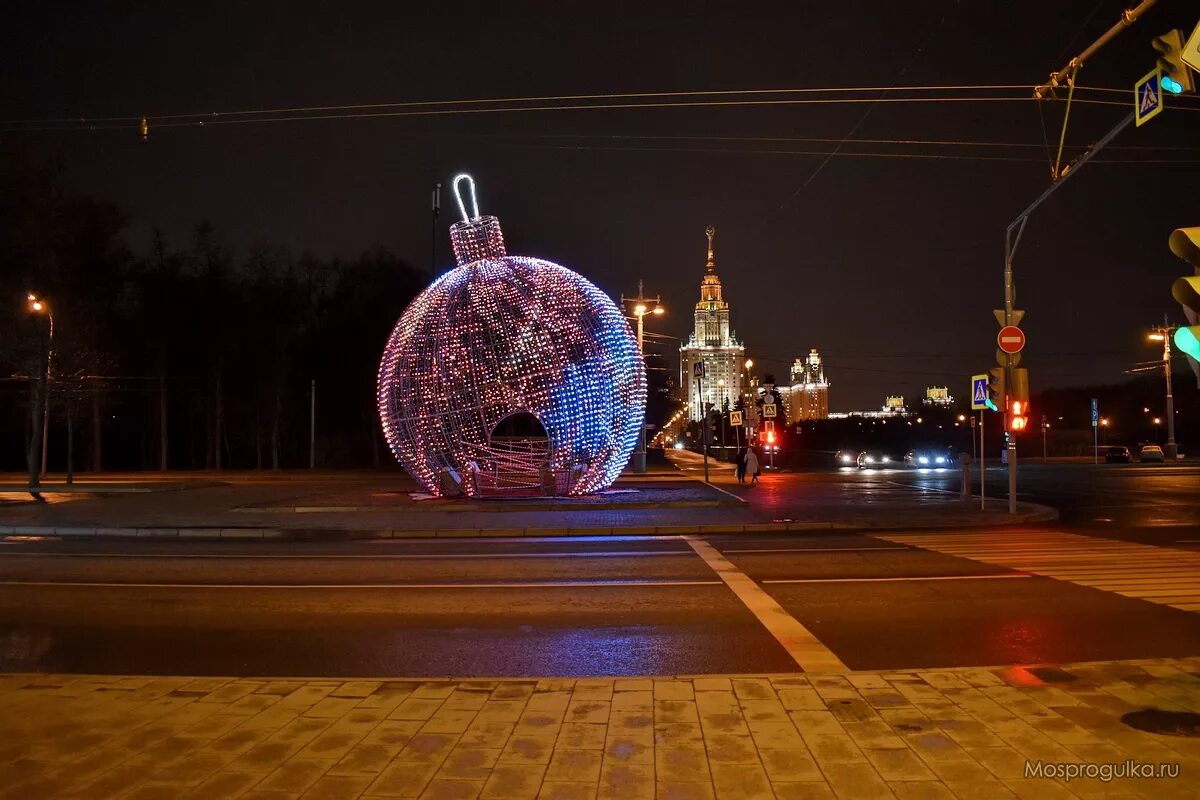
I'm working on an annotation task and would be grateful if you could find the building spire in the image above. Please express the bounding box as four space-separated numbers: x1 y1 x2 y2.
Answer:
705 226 715 271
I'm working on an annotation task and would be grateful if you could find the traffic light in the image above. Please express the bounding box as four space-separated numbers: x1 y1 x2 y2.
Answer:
1008 368 1030 433
1170 227 1200 362
1174 278 1200 360
1153 30 1195 95
704 409 719 445
1009 400 1030 433
987 368 1005 412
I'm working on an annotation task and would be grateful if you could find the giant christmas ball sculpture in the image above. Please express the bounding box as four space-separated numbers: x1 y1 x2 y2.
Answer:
377 175 646 497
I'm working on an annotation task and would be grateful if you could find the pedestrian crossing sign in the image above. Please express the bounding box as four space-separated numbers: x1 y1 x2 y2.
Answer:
1135 68 1162 128
729 410 743 427
971 374 988 411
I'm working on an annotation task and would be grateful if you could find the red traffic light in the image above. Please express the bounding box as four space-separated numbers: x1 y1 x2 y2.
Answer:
1009 400 1029 432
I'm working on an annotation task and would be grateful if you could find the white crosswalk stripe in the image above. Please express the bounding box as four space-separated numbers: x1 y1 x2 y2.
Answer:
872 529 1200 612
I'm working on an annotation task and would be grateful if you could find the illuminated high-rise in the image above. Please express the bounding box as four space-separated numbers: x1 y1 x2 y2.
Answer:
680 226 746 421
781 348 830 420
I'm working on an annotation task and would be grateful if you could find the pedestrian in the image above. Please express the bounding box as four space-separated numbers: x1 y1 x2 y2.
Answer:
735 447 747 483
746 446 761 486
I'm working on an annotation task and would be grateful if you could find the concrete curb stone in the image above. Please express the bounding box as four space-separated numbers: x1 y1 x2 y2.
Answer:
0 502 1059 541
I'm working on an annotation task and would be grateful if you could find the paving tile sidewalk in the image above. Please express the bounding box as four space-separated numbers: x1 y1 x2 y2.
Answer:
2 659 1198 799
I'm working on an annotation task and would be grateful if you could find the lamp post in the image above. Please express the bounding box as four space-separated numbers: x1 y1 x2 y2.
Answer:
620 281 664 473
1147 327 1178 459
27 294 54 480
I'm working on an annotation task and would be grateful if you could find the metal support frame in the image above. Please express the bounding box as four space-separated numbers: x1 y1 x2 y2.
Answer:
1002 112 1135 513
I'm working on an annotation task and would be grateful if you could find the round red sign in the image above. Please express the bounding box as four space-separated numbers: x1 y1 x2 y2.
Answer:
997 326 1025 354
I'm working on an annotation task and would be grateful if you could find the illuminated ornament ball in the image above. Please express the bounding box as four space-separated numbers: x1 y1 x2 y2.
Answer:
377 174 646 496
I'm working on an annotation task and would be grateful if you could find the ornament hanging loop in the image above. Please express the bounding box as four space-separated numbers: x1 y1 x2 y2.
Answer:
452 173 480 223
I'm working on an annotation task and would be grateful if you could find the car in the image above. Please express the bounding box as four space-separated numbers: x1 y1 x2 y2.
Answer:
835 449 860 467
903 448 953 468
856 450 893 469
1104 446 1131 464
1139 444 1165 463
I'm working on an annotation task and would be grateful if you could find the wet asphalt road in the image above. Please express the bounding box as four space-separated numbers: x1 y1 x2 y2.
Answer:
888 462 1200 538
2 461 1200 679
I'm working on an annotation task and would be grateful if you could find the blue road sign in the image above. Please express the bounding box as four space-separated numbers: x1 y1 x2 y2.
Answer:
1135 68 1163 127
971 374 988 411
693 362 705 378
1091 397 1099 426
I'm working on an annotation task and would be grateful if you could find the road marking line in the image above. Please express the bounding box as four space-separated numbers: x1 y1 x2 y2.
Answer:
875 530 1200 613
762 573 1032 584
683 535 848 674
720 546 909 554
0 579 722 590
0 550 695 561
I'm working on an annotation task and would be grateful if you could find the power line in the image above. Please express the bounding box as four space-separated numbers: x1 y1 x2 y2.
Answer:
0 83 1069 125
7 84 1184 134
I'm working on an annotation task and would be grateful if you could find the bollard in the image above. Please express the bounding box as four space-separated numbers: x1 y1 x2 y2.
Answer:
958 453 973 503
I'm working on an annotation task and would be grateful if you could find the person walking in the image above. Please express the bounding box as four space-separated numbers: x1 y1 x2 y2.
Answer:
735 447 747 483
745 446 761 486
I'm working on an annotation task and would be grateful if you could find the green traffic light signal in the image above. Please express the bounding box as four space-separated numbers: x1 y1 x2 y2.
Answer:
1176 326 1200 361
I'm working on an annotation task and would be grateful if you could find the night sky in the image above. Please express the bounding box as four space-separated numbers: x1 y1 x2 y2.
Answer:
5 1 1199 410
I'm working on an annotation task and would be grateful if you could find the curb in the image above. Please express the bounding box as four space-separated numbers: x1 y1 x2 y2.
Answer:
235 497 746 514
0 504 1058 541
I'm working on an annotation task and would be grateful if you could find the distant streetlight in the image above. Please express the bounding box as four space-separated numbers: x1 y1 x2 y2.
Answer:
620 280 664 473
26 294 54 480
1146 325 1178 459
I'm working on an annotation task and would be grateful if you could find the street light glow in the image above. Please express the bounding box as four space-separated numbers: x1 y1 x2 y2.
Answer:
1148 333 1165 342
652 307 664 315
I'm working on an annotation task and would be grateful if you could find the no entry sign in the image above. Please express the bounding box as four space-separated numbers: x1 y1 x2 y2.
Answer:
997 326 1025 354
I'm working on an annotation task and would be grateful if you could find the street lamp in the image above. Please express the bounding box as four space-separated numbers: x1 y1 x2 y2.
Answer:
26 294 54 480
620 280 664 473
1146 326 1178 459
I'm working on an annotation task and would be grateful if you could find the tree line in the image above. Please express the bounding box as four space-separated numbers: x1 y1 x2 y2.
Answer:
0 152 428 479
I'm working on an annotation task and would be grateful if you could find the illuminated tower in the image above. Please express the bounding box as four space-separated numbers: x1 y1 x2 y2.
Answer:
784 348 829 420
680 226 745 421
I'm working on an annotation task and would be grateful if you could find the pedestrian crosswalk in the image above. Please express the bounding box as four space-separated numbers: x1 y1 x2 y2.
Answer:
872 529 1200 613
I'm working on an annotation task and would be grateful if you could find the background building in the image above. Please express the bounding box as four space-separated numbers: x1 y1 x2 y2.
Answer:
924 386 953 407
781 348 830 420
680 226 745 420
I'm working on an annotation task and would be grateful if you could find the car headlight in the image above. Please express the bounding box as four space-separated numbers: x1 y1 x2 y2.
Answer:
882 456 890 462
841 455 851 463
918 456 929 464
935 456 945 464
864 456 874 463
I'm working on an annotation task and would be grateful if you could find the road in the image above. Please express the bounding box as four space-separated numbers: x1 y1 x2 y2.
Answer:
889 461 1200 538
2 459 1199 678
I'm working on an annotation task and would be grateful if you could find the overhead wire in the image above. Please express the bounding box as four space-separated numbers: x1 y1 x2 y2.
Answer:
4 82 1191 133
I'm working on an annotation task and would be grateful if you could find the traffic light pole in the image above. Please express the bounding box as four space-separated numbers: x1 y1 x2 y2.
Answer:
979 412 985 511
696 377 709 483
1150 325 1179 459
1003 111 1135 514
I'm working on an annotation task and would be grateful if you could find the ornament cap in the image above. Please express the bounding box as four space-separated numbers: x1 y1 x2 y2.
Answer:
450 215 507 265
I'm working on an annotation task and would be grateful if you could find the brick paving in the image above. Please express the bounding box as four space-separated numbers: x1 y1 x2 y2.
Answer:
2 659 1199 799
